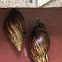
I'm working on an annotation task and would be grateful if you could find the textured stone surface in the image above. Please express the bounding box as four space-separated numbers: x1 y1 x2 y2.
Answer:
43 0 62 7
0 0 37 8
0 0 62 8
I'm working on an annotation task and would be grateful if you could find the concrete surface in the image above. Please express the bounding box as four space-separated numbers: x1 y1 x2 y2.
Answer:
43 0 62 7
0 0 62 8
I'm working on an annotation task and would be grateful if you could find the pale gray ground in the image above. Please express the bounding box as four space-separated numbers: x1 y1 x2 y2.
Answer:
43 0 62 7
0 0 62 8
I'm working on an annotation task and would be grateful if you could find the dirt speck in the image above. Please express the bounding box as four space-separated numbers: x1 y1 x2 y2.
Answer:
60 48 62 51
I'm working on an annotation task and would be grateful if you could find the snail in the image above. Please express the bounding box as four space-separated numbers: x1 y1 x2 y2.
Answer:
4 9 24 51
29 19 50 62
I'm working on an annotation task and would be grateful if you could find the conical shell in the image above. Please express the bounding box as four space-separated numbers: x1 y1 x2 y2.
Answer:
29 20 50 62
4 9 24 51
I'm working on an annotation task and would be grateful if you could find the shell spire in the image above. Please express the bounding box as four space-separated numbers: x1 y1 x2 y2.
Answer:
4 9 24 51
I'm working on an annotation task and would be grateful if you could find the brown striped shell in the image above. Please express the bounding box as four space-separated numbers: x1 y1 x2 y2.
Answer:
4 9 24 51
29 20 50 62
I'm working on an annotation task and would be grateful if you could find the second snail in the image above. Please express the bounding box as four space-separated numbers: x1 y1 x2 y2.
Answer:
29 19 50 62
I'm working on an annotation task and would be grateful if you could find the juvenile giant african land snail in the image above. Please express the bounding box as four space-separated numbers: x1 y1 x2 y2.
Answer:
4 9 25 51
29 18 50 62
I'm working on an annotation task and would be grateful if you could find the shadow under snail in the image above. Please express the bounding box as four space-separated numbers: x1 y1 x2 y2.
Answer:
29 19 50 62
4 9 25 51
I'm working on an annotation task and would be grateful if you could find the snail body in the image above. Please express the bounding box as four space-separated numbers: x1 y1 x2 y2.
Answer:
29 20 50 62
4 9 24 51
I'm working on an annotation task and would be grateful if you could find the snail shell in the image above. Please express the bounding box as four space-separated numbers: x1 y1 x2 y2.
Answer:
29 20 50 62
4 9 24 51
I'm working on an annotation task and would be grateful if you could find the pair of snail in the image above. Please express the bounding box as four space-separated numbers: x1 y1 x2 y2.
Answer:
4 9 50 62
